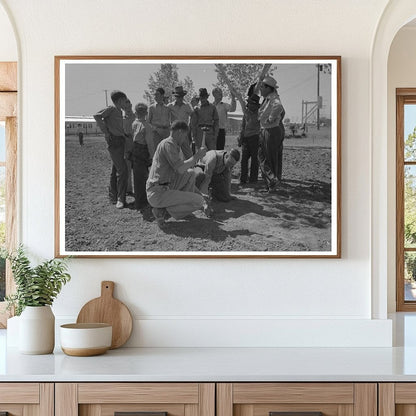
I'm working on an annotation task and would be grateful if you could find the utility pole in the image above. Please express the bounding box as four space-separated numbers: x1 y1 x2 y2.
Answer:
103 89 108 106
317 65 320 130
301 99 304 125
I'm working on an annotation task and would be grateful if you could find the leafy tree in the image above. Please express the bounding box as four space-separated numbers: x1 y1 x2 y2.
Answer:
0 222 5 247
213 64 276 100
405 127 416 245
405 126 416 160
318 63 332 74
405 253 416 281
404 127 416 280
143 64 195 104
405 165 416 247
182 76 196 101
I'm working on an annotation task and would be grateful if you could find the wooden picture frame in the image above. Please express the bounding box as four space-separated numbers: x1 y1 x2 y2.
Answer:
55 56 341 258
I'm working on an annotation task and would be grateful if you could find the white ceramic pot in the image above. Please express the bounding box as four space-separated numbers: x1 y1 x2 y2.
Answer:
19 305 55 354
6 315 20 347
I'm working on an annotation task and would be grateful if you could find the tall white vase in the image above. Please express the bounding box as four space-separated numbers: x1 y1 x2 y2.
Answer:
19 306 55 354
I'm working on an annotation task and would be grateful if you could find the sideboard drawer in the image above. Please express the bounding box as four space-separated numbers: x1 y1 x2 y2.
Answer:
217 383 376 416
378 383 416 415
0 383 53 415
56 383 215 416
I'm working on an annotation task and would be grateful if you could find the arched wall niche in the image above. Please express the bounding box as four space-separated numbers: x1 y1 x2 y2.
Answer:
371 0 416 318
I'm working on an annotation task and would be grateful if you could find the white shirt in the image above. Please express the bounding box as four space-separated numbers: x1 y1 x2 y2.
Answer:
215 100 236 129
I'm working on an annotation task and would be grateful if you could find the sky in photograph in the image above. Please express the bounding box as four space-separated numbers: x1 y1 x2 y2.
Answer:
405 104 416 138
64 61 333 123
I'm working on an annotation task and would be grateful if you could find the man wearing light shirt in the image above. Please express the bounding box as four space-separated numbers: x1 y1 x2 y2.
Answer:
130 103 155 210
195 148 240 202
146 121 212 228
258 76 286 192
148 87 171 149
191 88 219 151
212 87 236 150
168 86 193 159
168 86 193 124
93 90 130 209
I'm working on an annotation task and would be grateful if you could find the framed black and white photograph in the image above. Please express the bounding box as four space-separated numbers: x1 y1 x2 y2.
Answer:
55 56 341 258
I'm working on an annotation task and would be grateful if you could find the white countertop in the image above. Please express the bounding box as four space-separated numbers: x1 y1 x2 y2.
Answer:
3 313 416 382
2 345 416 382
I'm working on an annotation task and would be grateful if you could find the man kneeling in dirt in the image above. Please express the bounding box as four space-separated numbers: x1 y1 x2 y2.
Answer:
195 148 240 202
146 120 212 228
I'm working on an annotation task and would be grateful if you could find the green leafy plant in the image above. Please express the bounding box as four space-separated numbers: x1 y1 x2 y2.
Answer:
4 246 71 316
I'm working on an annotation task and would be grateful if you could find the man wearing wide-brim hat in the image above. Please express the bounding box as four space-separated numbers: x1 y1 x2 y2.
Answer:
238 94 262 184
168 86 194 158
168 86 193 125
190 88 219 151
258 75 286 192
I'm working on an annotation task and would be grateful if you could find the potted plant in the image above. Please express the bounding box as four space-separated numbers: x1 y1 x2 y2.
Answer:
5 246 71 354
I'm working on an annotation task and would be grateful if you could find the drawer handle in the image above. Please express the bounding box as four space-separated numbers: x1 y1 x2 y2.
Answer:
270 413 323 416
115 413 168 416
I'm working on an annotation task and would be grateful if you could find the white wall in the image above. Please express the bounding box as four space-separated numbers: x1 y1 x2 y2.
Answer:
387 26 416 312
0 0 394 347
0 2 16 61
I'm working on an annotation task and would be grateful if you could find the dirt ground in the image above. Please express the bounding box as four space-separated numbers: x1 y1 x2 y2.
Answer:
64 128 332 254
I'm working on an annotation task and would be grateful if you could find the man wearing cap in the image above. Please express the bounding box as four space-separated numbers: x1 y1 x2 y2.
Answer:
190 88 219 151
194 148 240 202
146 120 211 228
148 87 171 149
258 76 286 192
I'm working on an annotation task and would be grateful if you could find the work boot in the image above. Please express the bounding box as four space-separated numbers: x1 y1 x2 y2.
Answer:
152 207 168 228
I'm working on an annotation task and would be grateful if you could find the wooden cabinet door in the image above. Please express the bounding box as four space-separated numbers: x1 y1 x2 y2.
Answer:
55 383 215 416
217 383 377 416
379 383 416 416
0 383 53 415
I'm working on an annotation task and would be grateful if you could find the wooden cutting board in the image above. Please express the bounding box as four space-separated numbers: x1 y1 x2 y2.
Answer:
76 281 133 349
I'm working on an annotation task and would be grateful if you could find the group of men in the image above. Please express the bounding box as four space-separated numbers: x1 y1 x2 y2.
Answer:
93 74 285 228
146 85 236 152
93 85 241 226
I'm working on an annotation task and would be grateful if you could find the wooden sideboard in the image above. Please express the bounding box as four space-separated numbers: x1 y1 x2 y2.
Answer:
2 381 416 416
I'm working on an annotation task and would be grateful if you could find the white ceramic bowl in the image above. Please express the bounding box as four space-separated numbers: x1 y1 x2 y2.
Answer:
60 323 112 356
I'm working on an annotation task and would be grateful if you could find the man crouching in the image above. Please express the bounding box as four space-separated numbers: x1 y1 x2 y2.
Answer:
195 148 240 202
146 120 212 228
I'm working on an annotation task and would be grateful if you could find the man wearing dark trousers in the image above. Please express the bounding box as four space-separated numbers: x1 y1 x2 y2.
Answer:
94 90 130 209
212 87 236 150
258 76 285 192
